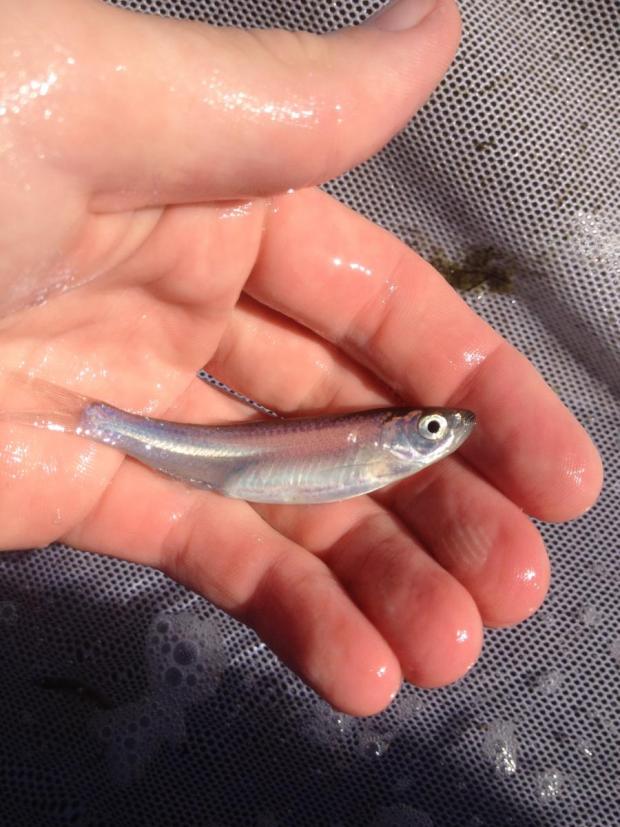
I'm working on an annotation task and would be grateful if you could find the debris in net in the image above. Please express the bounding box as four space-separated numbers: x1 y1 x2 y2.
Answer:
428 247 514 293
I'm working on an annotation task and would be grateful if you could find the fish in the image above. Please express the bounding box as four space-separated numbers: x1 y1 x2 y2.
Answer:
0 374 475 504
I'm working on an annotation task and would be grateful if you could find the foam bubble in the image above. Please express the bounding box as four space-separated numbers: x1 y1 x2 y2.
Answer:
536 768 564 802
482 720 518 776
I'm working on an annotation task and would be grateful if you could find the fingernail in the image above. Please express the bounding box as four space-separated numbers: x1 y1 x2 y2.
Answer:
365 0 438 31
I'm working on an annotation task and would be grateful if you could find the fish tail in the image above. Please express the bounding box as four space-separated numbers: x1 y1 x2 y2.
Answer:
0 371 97 434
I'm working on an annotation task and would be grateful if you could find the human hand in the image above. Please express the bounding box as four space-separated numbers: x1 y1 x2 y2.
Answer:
0 0 602 715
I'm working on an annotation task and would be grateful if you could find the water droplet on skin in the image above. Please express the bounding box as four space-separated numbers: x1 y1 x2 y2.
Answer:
218 200 254 220
329 256 373 277
462 349 486 367
74 444 98 479
348 261 373 277
0 438 37 480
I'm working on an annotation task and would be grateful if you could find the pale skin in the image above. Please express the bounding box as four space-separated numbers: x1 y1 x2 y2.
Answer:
0 0 602 715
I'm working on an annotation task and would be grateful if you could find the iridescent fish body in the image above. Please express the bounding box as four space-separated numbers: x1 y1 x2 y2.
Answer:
5 376 475 504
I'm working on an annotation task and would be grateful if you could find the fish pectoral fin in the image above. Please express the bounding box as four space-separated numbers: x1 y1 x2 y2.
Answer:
135 460 219 493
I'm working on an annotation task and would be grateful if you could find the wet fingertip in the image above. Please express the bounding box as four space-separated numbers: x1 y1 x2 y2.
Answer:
404 602 483 689
532 442 604 523
482 565 550 631
565 441 604 516
466 510 551 628
319 650 403 717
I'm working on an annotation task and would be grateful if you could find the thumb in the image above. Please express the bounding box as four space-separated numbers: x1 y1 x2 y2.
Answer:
17 0 461 207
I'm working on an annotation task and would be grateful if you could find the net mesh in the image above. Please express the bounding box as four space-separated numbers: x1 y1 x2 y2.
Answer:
0 0 618 824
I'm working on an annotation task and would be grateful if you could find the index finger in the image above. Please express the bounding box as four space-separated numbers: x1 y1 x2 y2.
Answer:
246 187 602 520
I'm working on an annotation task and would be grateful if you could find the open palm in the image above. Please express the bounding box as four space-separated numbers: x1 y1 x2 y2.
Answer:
0 0 601 715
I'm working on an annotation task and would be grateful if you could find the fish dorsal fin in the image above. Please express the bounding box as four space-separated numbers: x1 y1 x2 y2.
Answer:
197 370 281 419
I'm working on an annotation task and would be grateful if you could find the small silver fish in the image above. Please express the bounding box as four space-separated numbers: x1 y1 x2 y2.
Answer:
3 375 475 504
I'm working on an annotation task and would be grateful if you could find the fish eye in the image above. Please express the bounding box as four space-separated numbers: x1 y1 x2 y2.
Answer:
418 413 448 440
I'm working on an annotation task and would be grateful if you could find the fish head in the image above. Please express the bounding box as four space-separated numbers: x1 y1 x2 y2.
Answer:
382 407 476 467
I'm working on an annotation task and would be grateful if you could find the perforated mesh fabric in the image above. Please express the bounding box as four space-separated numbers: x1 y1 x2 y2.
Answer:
0 0 618 824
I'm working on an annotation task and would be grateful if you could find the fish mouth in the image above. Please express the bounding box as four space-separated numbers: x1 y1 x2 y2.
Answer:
461 410 476 429
452 409 476 448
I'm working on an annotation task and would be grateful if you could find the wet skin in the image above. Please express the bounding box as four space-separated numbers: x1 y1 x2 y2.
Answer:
0 0 602 714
